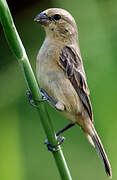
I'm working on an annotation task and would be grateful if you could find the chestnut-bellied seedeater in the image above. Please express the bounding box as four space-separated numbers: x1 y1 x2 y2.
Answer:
34 8 112 178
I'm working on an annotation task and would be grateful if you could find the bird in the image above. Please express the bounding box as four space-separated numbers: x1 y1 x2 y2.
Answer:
34 8 112 178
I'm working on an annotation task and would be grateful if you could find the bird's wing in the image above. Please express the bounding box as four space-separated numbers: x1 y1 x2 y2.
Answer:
58 46 93 121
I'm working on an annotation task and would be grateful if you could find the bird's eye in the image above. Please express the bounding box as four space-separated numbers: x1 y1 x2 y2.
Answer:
53 14 61 20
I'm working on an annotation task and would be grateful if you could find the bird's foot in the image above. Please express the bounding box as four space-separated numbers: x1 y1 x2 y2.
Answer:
26 88 65 111
44 136 65 152
26 89 47 108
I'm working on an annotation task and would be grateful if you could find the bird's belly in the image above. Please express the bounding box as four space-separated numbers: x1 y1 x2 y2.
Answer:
37 68 83 122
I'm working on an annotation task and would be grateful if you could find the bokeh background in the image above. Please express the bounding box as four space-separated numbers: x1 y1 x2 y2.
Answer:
0 0 117 179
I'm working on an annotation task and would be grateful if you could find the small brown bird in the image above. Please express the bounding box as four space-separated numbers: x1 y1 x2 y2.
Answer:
34 8 112 178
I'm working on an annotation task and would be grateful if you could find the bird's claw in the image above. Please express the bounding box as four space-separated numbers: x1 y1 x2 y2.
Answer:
26 89 65 112
44 136 65 152
26 89 48 108
26 90 37 107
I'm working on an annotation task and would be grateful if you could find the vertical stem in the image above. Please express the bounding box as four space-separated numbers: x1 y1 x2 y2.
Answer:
0 1 72 179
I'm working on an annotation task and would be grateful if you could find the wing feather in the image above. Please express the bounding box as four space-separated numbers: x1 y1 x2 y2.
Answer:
59 46 93 121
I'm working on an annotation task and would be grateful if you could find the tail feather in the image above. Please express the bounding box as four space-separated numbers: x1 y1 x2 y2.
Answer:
92 129 112 178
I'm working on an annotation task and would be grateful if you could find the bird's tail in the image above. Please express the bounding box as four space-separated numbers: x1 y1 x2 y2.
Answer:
85 126 112 178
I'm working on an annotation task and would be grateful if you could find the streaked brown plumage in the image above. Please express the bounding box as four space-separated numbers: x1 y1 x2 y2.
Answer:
35 8 112 178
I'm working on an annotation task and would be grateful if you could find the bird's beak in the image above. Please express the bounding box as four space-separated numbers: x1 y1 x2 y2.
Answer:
34 12 49 26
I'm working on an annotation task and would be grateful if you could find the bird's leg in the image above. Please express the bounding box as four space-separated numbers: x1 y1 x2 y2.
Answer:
56 123 75 136
45 123 75 152
26 88 64 110
27 89 74 152
40 88 65 111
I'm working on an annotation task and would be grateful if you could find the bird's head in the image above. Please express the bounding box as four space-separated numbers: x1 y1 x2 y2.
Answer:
34 8 78 43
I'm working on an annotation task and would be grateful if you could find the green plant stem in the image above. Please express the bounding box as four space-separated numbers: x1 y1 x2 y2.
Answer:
0 0 72 179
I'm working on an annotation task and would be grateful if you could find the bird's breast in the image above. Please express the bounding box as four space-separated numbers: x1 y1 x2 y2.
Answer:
36 39 83 122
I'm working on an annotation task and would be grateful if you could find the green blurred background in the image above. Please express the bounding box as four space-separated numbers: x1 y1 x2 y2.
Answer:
0 0 117 179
